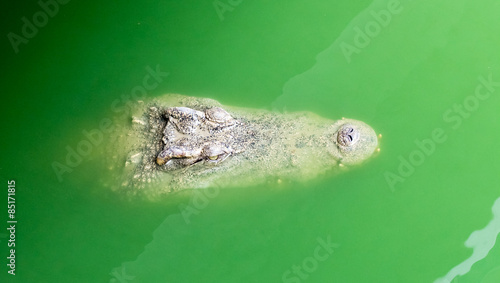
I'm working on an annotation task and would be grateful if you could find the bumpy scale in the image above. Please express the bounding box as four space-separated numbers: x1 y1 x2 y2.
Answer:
106 94 380 196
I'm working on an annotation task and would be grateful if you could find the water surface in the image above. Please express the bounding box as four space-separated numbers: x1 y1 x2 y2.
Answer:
1 0 500 282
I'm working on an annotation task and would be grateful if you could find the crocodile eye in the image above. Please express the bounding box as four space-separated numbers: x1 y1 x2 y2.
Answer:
337 125 360 147
202 145 230 164
206 153 229 164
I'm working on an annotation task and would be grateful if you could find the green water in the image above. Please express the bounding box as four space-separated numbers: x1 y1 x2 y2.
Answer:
1 0 500 282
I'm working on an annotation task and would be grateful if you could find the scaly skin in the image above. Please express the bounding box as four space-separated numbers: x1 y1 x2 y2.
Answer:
106 94 380 196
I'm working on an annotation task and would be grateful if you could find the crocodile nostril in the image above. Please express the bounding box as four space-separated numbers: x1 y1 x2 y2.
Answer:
337 125 360 147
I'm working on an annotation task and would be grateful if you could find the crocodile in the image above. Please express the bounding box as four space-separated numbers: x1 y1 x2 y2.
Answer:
106 94 380 196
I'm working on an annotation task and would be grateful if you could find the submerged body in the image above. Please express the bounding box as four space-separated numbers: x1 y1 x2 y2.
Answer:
107 94 379 196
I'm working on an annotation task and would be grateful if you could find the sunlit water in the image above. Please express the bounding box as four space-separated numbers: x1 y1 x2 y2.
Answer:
1 0 499 282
